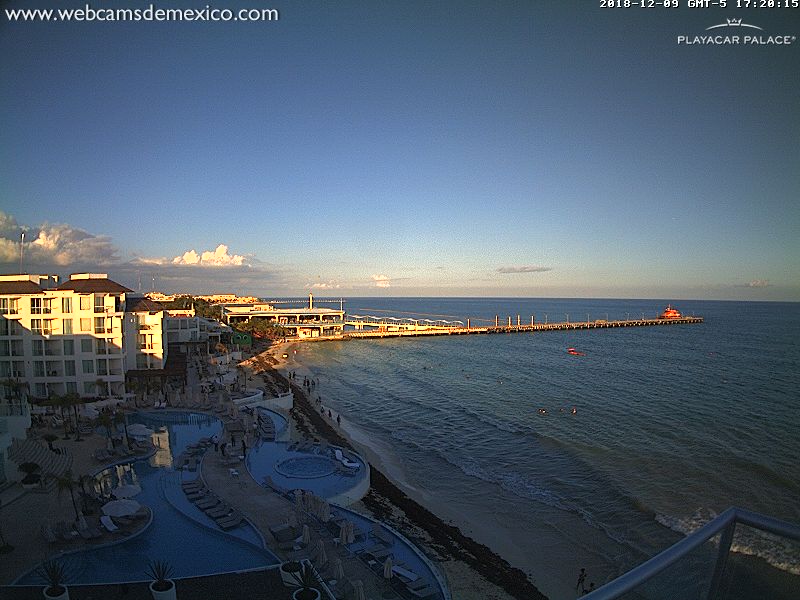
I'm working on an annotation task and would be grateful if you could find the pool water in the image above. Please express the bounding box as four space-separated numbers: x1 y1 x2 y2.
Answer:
15 411 278 585
275 456 337 478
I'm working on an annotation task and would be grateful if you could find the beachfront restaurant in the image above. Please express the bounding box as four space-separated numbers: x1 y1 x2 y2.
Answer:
220 294 344 339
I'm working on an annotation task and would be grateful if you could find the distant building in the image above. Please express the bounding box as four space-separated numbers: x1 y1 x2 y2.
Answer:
220 292 344 338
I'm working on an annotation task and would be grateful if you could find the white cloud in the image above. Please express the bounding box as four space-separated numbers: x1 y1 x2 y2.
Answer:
744 279 769 288
0 210 119 267
311 281 341 289
497 265 552 274
171 244 246 267
372 274 391 288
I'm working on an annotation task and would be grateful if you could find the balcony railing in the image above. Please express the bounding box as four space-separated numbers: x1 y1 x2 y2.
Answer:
585 507 800 600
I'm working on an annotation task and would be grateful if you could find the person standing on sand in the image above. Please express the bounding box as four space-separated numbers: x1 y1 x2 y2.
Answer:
576 568 587 591
337 414 341 427
212 434 219 453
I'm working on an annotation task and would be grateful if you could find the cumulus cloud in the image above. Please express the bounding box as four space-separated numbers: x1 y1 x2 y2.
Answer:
310 281 341 290
743 279 769 288
372 274 391 288
171 244 246 267
0 210 119 267
497 265 552 274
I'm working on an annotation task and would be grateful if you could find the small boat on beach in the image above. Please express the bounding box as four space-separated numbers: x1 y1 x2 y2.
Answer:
567 348 585 356
659 304 682 319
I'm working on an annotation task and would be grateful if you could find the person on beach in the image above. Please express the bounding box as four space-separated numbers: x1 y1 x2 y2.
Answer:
220 442 227 457
240 439 246 454
337 414 341 427
576 568 586 591
328 409 332 419
212 434 219 453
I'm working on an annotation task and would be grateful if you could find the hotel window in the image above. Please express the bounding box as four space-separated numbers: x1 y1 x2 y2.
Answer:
31 319 43 334
35 383 47 397
82 360 94 374
94 295 106 313
79 295 91 311
80 318 91 332
11 361 24 377
63 339 74 355
10 340 23 356
30 297 43 314
0 298 19 314
32 339 44 356
43 298 53 314
94 317 106 334
97 359 108 376
64 360 76 376
83 381 95 394
63 318 73 334
96 339 107 354
42 319 54 335
62 297 72 313
136 354 148 369
0 361 10 378
33 361 45 377
66 381 77 394
0 320 7 336
0 340 8 356
80 339 93 353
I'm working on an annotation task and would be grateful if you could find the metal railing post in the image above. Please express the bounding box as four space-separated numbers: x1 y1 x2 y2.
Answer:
707 520 736 600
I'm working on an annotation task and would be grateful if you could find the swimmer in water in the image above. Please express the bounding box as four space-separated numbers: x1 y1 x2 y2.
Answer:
571 406 577 415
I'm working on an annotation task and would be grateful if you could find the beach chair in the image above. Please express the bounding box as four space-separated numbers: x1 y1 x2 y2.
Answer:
206 504 232 519
371 522 394 545
407 585 437 598
216 511 244 530
195 496 220 509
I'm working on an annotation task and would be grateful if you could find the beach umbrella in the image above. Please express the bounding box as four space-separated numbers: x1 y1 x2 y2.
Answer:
320 500 331 523
301 524 311 546
352 579 366 600
338 521 348 545
332 558 344 581
317 541 328 569
102 499 141 517
383 556 393 580
113 483 142 499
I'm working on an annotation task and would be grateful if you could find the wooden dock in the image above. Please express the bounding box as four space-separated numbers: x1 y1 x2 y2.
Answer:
341 316 703 339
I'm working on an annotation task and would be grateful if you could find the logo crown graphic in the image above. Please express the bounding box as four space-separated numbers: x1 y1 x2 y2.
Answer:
726 18 742 25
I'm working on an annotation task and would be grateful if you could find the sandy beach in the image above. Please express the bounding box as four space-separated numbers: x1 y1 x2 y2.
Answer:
248 341 547 600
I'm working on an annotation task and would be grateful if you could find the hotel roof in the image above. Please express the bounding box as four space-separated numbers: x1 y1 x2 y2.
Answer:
0 280 44 295
126 296 166 312
57 278 132 294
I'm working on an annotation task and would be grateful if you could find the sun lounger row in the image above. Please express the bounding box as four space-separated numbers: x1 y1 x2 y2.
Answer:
181 481 244 530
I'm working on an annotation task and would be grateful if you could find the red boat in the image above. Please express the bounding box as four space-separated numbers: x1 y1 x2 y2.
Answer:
659 305 682 319
567 348 585 356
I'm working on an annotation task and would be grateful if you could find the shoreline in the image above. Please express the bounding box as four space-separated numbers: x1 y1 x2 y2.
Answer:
251 343 548 600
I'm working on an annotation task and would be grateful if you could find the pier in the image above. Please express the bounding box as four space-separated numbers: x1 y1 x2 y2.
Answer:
341 316 703 339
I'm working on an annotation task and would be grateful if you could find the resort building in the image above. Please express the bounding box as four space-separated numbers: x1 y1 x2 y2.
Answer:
0 273 224 485
220 293 345 338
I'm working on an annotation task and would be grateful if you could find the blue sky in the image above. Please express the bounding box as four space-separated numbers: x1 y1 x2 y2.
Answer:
1 1 798 300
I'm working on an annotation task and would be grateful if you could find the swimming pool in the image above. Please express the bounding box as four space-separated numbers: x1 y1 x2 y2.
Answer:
15 411 279 585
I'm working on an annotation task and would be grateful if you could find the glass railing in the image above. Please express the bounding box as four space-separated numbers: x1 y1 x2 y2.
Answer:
586 508 800 600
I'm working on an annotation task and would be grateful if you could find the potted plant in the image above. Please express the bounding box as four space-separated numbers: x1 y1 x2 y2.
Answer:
279 560 303 587
38 560 69 599
289 562 321 600
145 560 176 600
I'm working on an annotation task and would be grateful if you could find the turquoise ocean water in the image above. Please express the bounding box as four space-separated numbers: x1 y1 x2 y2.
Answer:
294 298 799 599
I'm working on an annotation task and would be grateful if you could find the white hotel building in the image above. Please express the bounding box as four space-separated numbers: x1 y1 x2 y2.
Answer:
0 272 224 485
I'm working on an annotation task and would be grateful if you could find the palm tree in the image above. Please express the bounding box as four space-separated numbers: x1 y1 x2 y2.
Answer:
50 469 80 521
44 393 71 440
63 392 84 441
95 378 107 399
94 411 115 441
42 433 58 452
